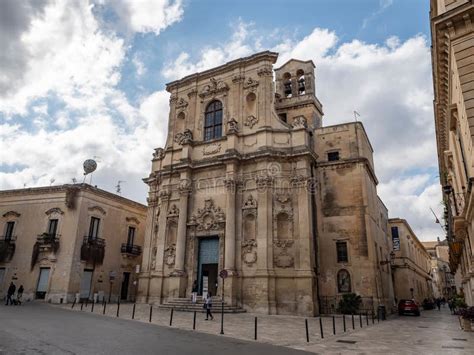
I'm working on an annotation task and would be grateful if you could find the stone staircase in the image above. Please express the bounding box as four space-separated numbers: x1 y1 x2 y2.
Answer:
158 297 246 313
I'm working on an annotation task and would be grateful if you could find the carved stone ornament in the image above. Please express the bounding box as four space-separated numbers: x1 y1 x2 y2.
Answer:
153 148 165 160
202 142 222 155
45 207 65 216
273 239 295 268
232 74 245 83
169 94 178 103
168 204 179 217
174 129 193 145
2 211 21 218
199 77 229 98
175 97 188 110
257 66 273 77
179 179 192 194
227 118 239 134
159 189 171 201
87 206 106 215
242 195 258 210
187 88 198 98
256 175 273 188
243 77 259 90
189 198 225 231
244 115 258 129
292 116 307 129
164 244 176 266
126 216 140 225
241 239 257 266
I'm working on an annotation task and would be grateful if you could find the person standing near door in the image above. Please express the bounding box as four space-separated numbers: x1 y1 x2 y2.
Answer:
204 292 214 320
191 280 198 304
5 282 15 305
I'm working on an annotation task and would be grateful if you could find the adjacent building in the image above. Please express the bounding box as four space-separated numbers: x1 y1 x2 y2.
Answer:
137 51 394 316
431 0 474 305
423 239 457 298
389 218 433 303
0 184 146 303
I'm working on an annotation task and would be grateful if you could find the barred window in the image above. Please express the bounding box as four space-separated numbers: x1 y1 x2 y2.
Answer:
204 100 223 141
336 241 348 263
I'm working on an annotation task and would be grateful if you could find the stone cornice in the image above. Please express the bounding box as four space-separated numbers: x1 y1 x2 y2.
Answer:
317 157 379 186
166 51 278 91
0 184 147 211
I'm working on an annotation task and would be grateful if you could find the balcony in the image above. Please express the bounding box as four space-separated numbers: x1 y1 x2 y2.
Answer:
31 233 60 267
81 236 105 264
121 243 142 257
0 236 16 262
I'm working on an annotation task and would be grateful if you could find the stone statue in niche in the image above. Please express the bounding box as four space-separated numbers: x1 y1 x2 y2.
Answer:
164 244 176 266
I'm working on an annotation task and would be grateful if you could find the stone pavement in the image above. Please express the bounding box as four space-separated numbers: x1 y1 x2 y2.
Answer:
57 302 474 354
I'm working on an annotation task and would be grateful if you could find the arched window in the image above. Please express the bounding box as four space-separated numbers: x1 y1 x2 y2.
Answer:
337 269 351 293
204 100 223 141
297 69 305 95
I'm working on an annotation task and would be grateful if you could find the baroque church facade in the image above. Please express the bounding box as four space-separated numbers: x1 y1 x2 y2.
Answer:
137 51 394 315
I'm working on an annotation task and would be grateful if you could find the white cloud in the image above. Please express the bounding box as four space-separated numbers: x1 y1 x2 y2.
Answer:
132 54 146 77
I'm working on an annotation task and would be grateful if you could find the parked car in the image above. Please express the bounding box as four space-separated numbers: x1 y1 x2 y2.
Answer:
398 299 421 316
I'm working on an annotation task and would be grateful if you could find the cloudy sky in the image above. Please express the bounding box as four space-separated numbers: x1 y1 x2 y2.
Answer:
0 0 443 241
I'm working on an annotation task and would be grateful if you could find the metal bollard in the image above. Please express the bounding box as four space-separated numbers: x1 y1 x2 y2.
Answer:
359 313 362 328
352 313 355 329
343 314 346 332
71 299 76 309
372 312 375 324
132 303 136 320
319 317 324 339
91 300 95 313
332 316 336 335
169 308 174 326
220 302 224 335
305 319 309 343
193 311 197 330
149 305 153 322
116 301 120 317
366 312 369 326
85 299 88 308
254 317 258 340
80 302 84 311
103 301 107 315
377 310 380 323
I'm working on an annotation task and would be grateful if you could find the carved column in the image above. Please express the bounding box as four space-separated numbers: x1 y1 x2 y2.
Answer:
224 178 237 271
174 179 191 273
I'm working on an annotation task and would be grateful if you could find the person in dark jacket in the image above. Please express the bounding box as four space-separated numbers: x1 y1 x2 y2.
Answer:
204 292 214 320
5 282 16 305
17 285 24 305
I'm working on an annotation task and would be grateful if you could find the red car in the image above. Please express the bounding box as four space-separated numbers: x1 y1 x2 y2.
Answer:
398 299 420 316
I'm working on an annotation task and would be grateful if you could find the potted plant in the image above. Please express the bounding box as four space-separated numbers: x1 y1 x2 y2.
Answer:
459 307 474 331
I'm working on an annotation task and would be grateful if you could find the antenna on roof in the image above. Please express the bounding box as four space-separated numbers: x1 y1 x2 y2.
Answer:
49 178 55 186
353 111 360 122
72 178 77 184
116 180 126 195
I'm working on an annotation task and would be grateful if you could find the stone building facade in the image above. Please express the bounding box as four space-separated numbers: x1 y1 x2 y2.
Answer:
0 184 146 303
423 240 457 298
431 0 474 306
389 218 433 303
137 51 393 315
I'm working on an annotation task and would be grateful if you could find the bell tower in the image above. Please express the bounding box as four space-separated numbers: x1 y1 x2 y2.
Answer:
274 59 324 128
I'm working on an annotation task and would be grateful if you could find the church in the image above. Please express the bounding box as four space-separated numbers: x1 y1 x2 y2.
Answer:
137 51 394 316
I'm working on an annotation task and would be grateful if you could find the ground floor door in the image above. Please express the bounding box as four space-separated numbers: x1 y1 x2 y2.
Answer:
36 267 50 299
121 272 130 300
79 270 93 300
197 237 219 296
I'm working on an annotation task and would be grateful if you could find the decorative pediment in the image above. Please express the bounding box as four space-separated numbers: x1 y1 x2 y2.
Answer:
87 206 106 215
174 129 193 145
175 97 188 110
126 216 140 225
199 78 229 98
188 198 225 231
242 195 257 210
45 207 65 216
153 148 165 160
2 211 21 218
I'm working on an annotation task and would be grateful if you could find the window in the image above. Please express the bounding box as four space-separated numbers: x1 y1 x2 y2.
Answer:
278 113 287 123
127 226 136 246
89 217 100 239
5 221 15 240
337 269 351 293
327 151 340 161
204 100 223 141
48 219 58 236
336 241 348 263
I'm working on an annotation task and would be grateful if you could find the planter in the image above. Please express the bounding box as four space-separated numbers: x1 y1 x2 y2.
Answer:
461 317 473 331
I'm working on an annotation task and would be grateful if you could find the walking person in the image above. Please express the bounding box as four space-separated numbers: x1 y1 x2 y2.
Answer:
5 282 16 306
191 280 198 304
204 292 214 320
436 298 441 311
16 285 24 305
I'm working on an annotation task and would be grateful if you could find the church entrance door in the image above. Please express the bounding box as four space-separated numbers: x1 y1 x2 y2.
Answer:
197 237 219 296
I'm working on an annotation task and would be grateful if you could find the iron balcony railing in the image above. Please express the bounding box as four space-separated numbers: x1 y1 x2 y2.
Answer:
0 235 16 262
36 233 60 245
81 236 106 264
121 243 142 256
